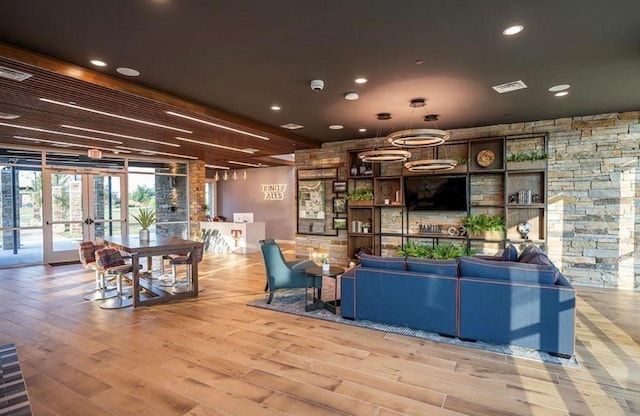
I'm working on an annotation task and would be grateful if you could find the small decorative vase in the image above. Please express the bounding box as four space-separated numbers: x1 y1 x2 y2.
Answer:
322 263 330 273
139 229 150 241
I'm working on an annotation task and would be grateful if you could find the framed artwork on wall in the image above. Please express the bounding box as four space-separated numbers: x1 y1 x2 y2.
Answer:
296 168 338 236
333 197 346 213
333 218 347 230
333 181 347 193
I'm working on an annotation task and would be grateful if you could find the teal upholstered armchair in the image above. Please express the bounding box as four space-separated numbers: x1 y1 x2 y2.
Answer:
259 240 321 304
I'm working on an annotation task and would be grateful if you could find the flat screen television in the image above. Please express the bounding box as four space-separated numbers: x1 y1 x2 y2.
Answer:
404 176 467 211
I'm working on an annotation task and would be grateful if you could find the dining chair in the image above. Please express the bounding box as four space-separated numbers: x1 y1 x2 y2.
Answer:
95 247 136 309
80 241 119 301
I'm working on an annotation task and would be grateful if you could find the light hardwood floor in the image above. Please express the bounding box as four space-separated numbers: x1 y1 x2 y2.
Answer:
1 245 639 415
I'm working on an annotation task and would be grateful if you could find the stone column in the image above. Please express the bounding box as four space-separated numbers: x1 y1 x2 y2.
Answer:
189 160 206 239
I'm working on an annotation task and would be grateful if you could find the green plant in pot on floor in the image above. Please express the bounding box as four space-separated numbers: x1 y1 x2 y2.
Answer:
463 214 505 240
133 208 156 241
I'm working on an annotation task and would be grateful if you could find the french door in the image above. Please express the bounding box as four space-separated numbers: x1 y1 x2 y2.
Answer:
44 169 126 264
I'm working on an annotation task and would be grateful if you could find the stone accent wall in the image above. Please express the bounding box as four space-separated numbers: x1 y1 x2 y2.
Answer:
1 168 16 250
295 110 640 290
189 160 206 238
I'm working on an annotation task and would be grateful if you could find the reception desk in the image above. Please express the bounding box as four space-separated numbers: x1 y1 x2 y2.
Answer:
201 221 265 253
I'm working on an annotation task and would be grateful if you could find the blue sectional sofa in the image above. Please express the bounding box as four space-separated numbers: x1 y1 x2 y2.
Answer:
341 246 576 357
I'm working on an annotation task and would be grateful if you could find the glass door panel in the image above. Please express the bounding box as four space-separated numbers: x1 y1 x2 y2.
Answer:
93 174 125 239
0 167 44 267
44 170 125 263
48 173 86 261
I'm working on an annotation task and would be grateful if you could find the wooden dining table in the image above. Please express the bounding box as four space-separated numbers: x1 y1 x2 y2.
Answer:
98 234 202 308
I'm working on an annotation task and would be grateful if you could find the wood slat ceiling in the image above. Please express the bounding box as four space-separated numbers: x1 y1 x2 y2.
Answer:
0 45 320 168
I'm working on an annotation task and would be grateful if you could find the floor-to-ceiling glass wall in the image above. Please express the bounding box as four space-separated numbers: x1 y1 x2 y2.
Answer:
43 153 127 264
0 148 190 267
128 160 189 238
0 149 44 267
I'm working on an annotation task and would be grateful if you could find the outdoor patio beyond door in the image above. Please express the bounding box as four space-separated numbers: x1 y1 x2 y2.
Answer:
44 170 125 264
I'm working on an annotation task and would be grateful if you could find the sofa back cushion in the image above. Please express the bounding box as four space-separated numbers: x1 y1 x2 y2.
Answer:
359 254 406 271
501 244 518 262
405 258 458 276
459 256 558 285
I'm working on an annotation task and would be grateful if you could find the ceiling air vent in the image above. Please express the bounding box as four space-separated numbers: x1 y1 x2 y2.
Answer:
492 80 527 93
281 123 304 130
0 66 32 81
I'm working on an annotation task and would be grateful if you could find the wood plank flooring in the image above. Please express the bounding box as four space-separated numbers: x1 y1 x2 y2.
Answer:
0 245 639 415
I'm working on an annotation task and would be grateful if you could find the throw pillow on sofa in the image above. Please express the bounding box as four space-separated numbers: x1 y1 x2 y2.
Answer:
501 244 518 262
520 250 552 266
518 244 540 262
458 256 558 285
405 258 458 276
359 253 406 270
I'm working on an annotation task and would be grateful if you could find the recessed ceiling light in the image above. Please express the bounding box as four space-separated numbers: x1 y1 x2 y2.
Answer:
359 128 367 132
90 60 107 67
270 105 281 111
0 112 20 120
355 78 368 84
329 125 344 130
414 59 424 65
281 123 304 130
503 25 524 36
116 67 140 77
555 91 569 97
549 84 570 92
344 92 359 101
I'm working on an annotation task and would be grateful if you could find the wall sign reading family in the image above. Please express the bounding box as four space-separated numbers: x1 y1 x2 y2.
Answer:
261 184 287 200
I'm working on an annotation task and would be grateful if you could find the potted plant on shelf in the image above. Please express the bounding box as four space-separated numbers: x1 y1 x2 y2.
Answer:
346 188 374 206
463 214 505 240
361 220 371 234
132 208 156 241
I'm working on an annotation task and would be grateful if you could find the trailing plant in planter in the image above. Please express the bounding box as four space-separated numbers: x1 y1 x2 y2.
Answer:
346 188 374 201
506 151 549 162
397 242 475 259
463 214 505 238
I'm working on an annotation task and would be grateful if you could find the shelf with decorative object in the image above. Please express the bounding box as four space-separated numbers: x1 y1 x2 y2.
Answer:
341 133 547 259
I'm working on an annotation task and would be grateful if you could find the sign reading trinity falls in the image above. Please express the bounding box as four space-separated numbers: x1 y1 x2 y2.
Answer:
261 184 286 200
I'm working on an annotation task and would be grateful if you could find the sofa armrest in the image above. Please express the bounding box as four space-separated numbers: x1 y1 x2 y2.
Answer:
459 277 575 356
